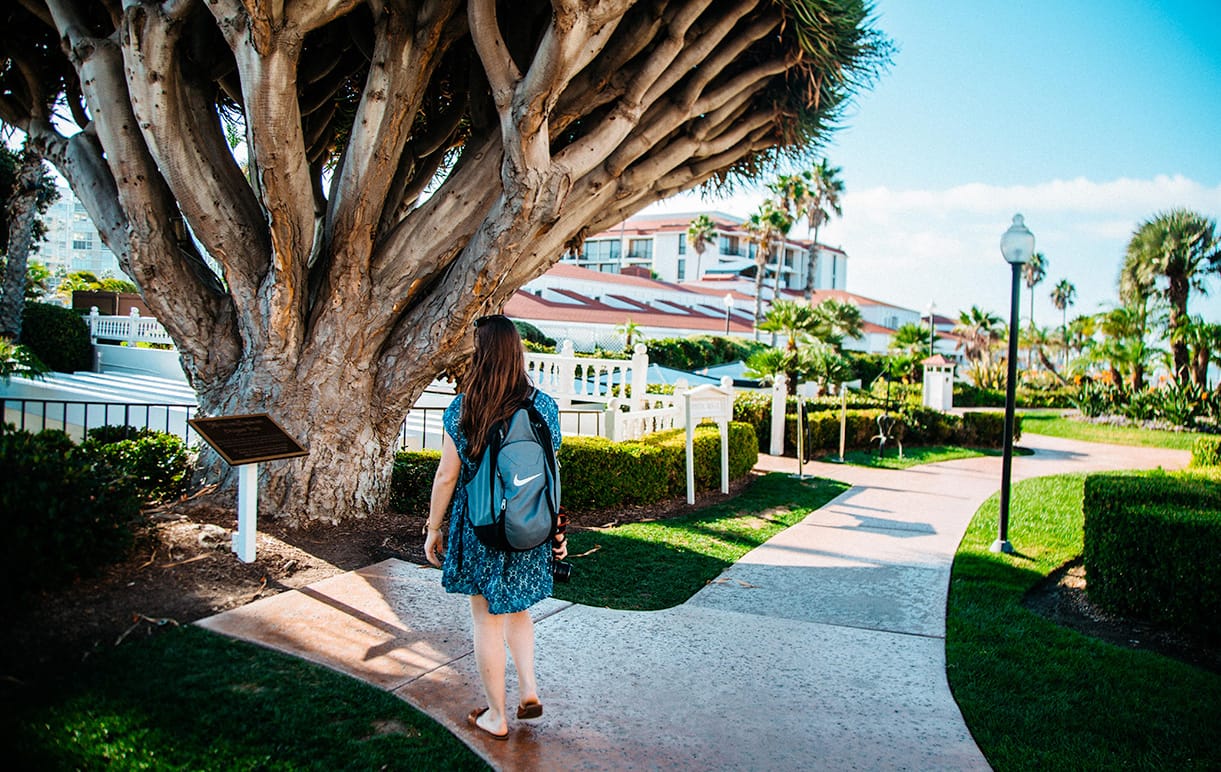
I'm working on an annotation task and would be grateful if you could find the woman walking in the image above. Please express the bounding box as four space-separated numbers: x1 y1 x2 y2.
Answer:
423 315 567 741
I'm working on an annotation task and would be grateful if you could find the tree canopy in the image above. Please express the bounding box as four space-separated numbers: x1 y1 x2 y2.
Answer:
1 0 889 521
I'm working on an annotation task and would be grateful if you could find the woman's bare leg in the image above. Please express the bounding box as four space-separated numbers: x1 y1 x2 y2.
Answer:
469 595 508 734
503 610 538 708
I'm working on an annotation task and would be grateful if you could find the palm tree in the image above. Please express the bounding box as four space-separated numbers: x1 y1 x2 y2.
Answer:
799 160 845 300
1092 305 1159 390
1171 316 1221 388
1050 278 1077 370
1122 209 1221 383
757 300 820 355
745 201 793 341
686 214 716 281
757 299 819 394
1022 252 1047 368
953 306 1003 365
812 297 864 351
889 322 928 381
614 318 642 350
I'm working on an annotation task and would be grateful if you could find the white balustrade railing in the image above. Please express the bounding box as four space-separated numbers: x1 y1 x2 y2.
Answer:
86 308 176 347
602 377 734 442
525 340 649 408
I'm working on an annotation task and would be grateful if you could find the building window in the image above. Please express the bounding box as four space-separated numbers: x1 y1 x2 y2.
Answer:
678 233 686 255
747 241 756 260
582 238 621 264
627 238 653 260
719 234 739 255
72 232 93 250
677 258 686 281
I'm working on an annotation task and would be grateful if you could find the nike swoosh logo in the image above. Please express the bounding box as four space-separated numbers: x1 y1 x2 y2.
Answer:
513 472 543 487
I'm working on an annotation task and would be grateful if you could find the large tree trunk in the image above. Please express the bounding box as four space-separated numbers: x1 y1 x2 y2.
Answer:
0 150 43 340
4 0 889 522
1167 275 1191 383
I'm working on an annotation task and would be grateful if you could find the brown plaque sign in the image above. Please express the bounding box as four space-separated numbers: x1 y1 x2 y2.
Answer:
188 413 308 466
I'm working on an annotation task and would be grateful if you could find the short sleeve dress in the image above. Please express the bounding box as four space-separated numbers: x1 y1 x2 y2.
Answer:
440 389 562 614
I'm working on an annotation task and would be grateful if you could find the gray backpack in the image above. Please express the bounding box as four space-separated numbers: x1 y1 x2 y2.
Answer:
463 392 560 551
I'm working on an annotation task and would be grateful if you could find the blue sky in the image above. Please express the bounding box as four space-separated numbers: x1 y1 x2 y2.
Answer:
646 0 1221 329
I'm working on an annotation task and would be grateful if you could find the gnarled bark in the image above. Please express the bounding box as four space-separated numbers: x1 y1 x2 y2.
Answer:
1 0 889 523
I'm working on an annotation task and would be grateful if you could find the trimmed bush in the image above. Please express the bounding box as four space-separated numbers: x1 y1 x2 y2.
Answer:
389 422 758 514
1192 436 1221 467
1083 472 1221 641
513 320 555 348
390 449 441 513
21 301 92 372
558 435 670 509
83 428 192 502
646 335 764 371
0 423 142 602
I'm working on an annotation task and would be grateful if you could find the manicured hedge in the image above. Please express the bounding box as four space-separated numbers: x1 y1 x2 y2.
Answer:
1083 472 1221 641
21 301 92 372
1192 436 1221 467
0 423 142 603
390 421 758 514
734 392 1015 456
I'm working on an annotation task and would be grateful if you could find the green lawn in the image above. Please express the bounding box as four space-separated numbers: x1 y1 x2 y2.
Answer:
554 473 849 609
6 473 846 768
946 472 1221 771
1019 410 1200 450
835 444 1011 470
4 625 488 771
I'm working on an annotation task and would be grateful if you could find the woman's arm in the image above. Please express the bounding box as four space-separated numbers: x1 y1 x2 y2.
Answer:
423 432 462 568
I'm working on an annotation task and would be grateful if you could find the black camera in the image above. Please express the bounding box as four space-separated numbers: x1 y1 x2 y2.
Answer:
551 509 572 582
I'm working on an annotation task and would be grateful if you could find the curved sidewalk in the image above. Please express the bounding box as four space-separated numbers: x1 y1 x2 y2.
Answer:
198 434 1188 770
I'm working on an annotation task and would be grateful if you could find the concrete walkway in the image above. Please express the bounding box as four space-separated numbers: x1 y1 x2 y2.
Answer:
197 434 1188 771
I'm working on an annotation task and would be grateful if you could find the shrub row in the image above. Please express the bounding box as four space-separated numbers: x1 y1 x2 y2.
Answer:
0 424 142 602
0 423 194 604
21 301 92 373
733 392 1015 455
1083 472 1221 641
1074 380 1221 427
645 335 766 372
390 421 758 514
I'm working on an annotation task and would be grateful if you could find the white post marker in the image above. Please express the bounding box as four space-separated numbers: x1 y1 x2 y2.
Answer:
187 414 308 564
682 379 734 505
838 384 848 462
235 462 259 562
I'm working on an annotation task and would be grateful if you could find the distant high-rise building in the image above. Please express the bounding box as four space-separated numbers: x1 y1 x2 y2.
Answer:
38 183 129 280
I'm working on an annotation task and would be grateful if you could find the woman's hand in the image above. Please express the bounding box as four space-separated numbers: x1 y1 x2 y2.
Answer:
552 535 567 561
424 527 446 567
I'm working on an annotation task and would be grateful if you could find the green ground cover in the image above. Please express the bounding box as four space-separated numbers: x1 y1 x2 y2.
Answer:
1019 411 1200 450
553 473 849 609
837 445 1000 469
946 473 1221 771
5 625 488 771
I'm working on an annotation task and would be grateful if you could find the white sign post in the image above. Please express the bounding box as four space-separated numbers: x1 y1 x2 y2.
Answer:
188 414 308 564
682 378 734 505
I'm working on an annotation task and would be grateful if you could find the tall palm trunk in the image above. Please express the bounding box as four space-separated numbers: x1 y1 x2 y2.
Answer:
1167 275 1191 383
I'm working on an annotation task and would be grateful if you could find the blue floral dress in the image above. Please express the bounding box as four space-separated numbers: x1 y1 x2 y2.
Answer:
441 390 561 614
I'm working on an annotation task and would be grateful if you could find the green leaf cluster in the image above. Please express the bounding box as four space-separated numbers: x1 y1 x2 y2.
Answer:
0 424 142 605
20 302 92 373
82 427 192 503
1083 472 1221 641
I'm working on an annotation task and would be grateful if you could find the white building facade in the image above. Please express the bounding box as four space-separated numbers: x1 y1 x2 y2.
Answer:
38 183 127 280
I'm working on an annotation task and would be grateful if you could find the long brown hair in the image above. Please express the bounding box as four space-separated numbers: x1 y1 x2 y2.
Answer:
461 314 531 458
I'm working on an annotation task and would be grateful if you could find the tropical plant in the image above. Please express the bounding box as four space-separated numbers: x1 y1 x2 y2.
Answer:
811 297 864 350
743 347 790 385
24 261 50 301
1122 209 1221 383
1022 251 1047 368
953 306 1003 364
615 318 643 350
686 214 716 282
757 300 819 354
963 357 1007 390
1050 278 1077 369
0 0 890 523
1171 316 1221 389
0 337 49 382
745 201 794 340
889 322 927 360
800 160 844 299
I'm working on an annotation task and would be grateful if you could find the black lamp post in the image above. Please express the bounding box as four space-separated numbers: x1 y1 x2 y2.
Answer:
926 300 936 357
723 293 734 334
993 214 1036 554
